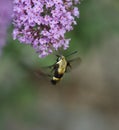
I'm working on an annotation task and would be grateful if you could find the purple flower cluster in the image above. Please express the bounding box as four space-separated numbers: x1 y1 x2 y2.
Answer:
13 0 80 57
0 0 12 55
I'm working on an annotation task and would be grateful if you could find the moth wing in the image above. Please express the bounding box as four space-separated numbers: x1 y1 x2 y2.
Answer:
66 57 81 72
34 63 56 79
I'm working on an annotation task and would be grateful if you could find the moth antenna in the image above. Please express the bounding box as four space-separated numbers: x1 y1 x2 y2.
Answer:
56 53 62 57
66 51 78 57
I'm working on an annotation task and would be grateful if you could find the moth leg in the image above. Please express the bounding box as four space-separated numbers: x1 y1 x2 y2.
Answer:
53 63 59 70
50 66 54 73
66 62 72 72
49 64 59 77
67 62 72 69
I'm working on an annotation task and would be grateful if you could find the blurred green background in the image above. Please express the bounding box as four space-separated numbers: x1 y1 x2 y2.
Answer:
0 0 119 130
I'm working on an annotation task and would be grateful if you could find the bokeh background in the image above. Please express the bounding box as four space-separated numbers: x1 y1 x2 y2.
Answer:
0 0 119 130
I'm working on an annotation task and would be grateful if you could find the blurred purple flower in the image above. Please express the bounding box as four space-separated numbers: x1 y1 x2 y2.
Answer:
0 0 12 54
13 0 80 57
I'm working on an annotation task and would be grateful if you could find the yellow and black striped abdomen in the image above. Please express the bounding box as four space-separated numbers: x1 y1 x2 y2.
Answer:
51 66 64 85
